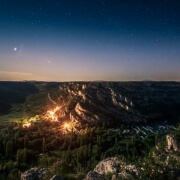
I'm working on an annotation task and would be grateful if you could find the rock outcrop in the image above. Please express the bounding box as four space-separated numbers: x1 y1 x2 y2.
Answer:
118 170 134 180
94 157 118 175
25 81 180 125
84 171 107 180
21 168 47 180
166 135 178 151
84 157 139 180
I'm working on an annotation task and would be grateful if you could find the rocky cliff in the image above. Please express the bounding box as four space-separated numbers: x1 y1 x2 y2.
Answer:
26 81 180 126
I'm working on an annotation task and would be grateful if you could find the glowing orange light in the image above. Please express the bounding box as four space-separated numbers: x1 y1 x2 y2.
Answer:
64 123 70 129
48 111 54 116
46 106 60 121
23 122 31 128
62 122 72 133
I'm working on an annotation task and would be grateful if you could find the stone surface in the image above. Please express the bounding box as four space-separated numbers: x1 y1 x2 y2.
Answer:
84 171 107 180
21 167 47 180
166 135 178 151
94 157 118 175
111 174 117 180
84 157 139 180
118 170 133 179
26 82 180 125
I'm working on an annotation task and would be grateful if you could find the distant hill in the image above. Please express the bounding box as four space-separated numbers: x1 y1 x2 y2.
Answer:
0 81 39 114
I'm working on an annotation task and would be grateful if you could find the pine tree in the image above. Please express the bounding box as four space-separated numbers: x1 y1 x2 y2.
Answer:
155 134 159 145
97 135 101 146
88 143 91 157
103 121 106 128
42 137 46 153
6 140 13 158
24 134 28 148
23 148 28 163
17 149 22 163
66 145 71 162
126 141 130 158
4 134 10 150
14 131 19 143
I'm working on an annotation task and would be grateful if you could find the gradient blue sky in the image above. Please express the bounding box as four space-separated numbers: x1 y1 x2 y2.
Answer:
0 0 180 81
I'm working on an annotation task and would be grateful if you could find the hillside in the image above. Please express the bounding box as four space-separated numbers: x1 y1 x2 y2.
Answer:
0 81 180 180
24 81 180 126
0 81 39 115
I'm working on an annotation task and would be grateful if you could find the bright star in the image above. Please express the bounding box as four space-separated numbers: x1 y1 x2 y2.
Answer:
13 47 17 51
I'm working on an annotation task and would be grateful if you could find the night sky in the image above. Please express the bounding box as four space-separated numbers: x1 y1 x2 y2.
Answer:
0 0 180 81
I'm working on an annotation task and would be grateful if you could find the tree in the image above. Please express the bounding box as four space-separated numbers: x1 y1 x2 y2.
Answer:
14 132 19 144
17 149 22 163
42 137 46 153
97 135 101 146
23 148 28 163
88 143 92 157
92 145 101 159
24 134 29 148
126 141 130 158
6 140 13 158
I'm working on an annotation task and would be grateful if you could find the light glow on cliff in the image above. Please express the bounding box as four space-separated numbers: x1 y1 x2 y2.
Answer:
47 106 60 121
23 122 31 128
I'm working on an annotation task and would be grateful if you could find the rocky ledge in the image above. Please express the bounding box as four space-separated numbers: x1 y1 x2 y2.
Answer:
84 157 138 180
21 168 47 180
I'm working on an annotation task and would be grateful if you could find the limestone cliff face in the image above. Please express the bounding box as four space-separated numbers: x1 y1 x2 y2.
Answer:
166 135 178 151
94 157 118 175
26 82 180 125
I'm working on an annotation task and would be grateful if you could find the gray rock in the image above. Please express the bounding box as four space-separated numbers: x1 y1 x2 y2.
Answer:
166 135 178 151
94 157 118 175
21 167 47 180
84 171 107 180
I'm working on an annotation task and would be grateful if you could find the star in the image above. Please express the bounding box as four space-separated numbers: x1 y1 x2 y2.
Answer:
13 47 17 51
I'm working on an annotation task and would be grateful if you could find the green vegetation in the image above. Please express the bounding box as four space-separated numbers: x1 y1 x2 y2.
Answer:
0 81 180 179
0 119 179 179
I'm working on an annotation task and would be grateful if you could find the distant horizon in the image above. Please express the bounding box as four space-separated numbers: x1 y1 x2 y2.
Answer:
0 70 179 82
0 79 179 83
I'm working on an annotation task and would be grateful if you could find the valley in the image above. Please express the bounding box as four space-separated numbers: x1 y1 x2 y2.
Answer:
0 81 180 180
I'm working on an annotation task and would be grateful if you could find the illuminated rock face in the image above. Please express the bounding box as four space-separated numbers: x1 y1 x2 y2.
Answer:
166 135 178 151
46 106 60 121
23 122 31 128
56 82 142 124
31 82 180 125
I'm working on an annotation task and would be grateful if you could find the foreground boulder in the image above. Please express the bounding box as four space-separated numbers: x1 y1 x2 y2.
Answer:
21 167 47 180
84 157 139 180
94 157 118 175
